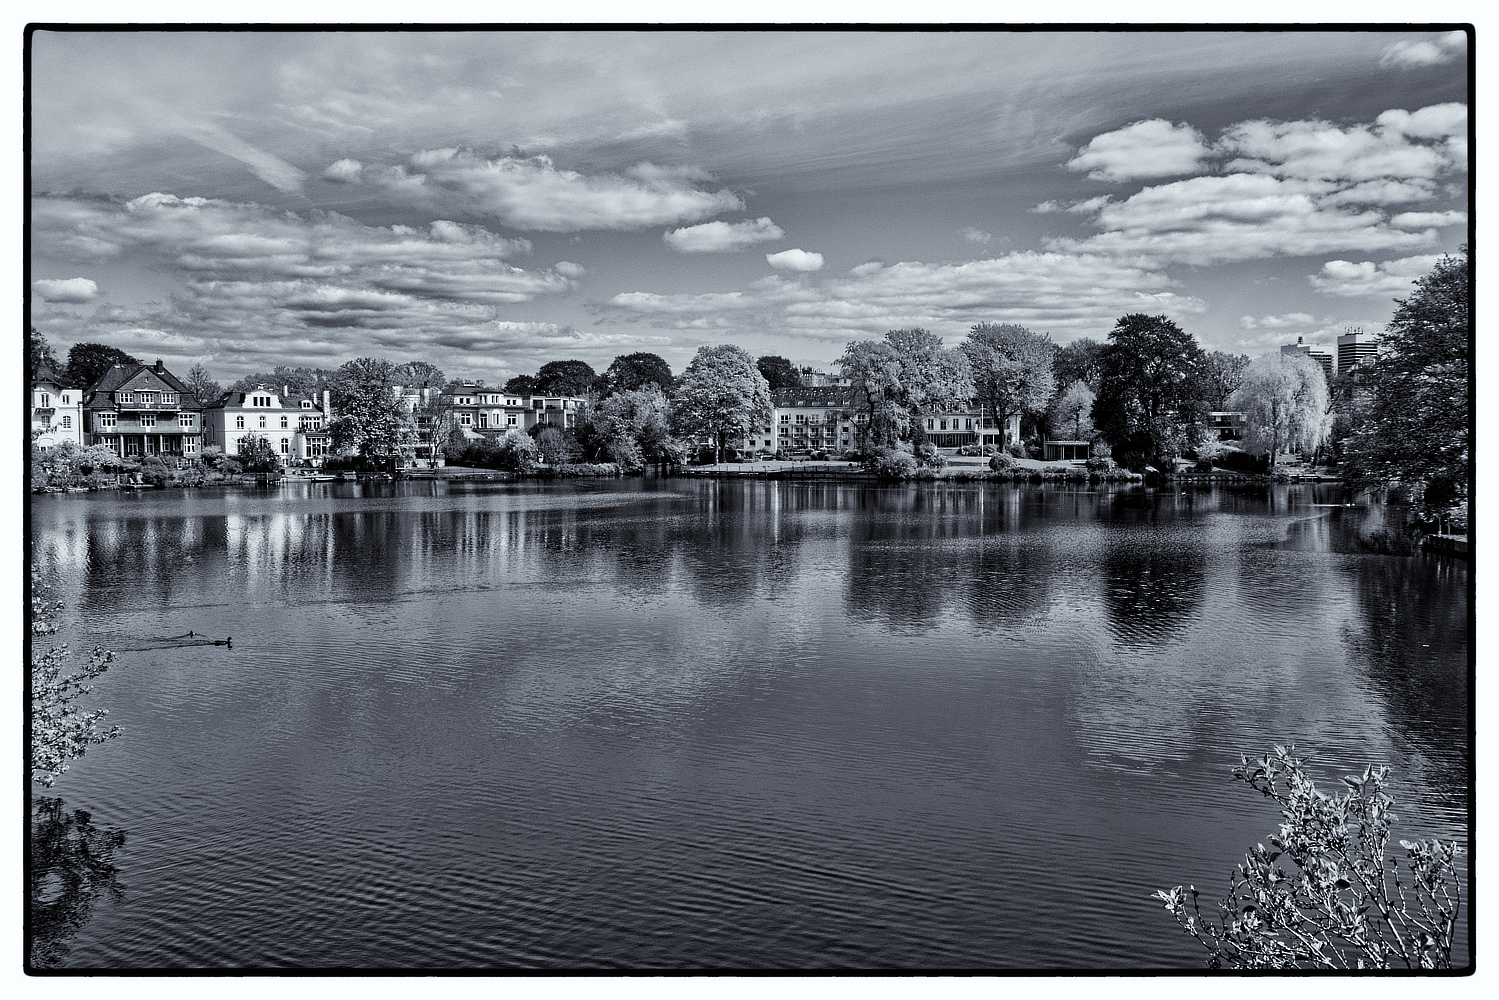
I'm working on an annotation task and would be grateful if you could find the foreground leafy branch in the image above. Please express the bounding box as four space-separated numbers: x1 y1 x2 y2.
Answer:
1155 746 1462 969
31 572 120 787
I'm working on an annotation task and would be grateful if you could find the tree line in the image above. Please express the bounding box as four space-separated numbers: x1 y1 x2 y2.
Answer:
30 251 1467 518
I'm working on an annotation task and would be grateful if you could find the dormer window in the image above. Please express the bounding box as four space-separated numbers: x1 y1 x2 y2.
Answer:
301 400 312 409
140 391 156 405
118 392 133 404
162 393 175 404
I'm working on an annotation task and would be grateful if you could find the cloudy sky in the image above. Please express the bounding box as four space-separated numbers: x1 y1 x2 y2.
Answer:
29 28 1470 385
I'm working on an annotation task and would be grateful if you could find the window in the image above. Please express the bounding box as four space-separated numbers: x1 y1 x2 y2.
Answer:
280 438 289 454
236 416 245 429
507 414 517 426
185 439 197 454
98 412 117 429
302 400 313 409
478 412 488 428
795 414 806 423
180 413 194 428
259 416 267 429
140 392 156 405
162 393 174 404
38 393 50 407
927 418 935 429
62 395 69 404
119 392 133 404
459 413 471 426
940 420 948 431
779 414 790 424
281 416 289 429
61 416 71 428
140 413 156 427
125 440 139 455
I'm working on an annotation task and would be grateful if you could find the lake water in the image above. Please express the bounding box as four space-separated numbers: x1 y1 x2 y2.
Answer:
29 479 1470 970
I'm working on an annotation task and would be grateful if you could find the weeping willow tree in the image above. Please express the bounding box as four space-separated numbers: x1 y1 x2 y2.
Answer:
1228 352 1331 470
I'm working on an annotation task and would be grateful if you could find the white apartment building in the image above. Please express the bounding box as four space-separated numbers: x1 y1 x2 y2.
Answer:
202 386 332 467
32 366 84 450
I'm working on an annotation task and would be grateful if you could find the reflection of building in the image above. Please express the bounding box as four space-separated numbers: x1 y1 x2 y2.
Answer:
32 366 83 450
1281 337 1334 383
82 360 203 462
1336 330 1379 373
202 385 331 466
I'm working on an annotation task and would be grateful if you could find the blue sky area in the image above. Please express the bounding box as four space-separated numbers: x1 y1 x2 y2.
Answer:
29 28 1470 385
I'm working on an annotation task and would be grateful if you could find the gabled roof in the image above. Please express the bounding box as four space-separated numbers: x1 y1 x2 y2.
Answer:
83 363 202 409
33 365 69 389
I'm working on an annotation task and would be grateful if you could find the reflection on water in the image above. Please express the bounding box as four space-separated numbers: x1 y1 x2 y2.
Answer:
29 480 1469 969
30 797 127 969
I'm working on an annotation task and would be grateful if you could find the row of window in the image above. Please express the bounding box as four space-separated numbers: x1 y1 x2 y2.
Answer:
97 412 195 429
36 392 71 406
114 391 177 405
236 415 315 430
111 437 199 456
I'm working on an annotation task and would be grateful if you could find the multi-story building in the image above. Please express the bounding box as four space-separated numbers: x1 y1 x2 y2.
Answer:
1281 337 1334 383
796 366 851 388
444 381 588 440
766 387 859 454
31 365 83 450
201 385 331 467
1336 330 1379 374
82 360 203 463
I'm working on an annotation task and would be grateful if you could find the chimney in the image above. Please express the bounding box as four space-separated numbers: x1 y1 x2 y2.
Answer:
284 384 290 398
322 389 331 419
155 359 164 372
1297 336 1303 344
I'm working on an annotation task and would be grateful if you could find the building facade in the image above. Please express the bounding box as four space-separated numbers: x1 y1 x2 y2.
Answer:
1336 330 1379 373
32 366 84 450
444 382 588 440
202 386 331 467
1281 337 1335 383
82 360 203 462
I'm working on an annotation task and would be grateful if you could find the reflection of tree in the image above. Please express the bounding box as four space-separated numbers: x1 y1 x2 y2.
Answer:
29 796 126 969
1342 554 1469 801
1098 494 1206 649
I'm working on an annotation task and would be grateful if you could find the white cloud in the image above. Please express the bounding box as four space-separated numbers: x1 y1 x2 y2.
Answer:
30 192 586 378
323 158 364 183
1380 31 1466 69
766 249 825 272
370 150 743 232
963 227 993 244
599 251 1203 343
1052 173 1438 265
1066 119 1212 182
1239 313 1317 330
663 217 785 253
1218 107 1466 183
1308 255 1446 297
554 261 586 277
1389 210 1466 230
33 277 99 303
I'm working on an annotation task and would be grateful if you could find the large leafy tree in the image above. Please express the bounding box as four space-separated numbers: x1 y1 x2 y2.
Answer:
839 329 972 450
601 352 674 396
671 344 772 464
1053 337 1108 391
1340 252 1469 518
30 328 61 381
394 360 446 391
1049 380 1096 441
64 343 139 390
184 364 222 405
328 357 414 466
961 323 1054 445
577 387 678 471
534 359 597 396
1202 351 1253 411
756 355 803 391
503 374 539 395
1228 353 1331 469
1092 314 1209 471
